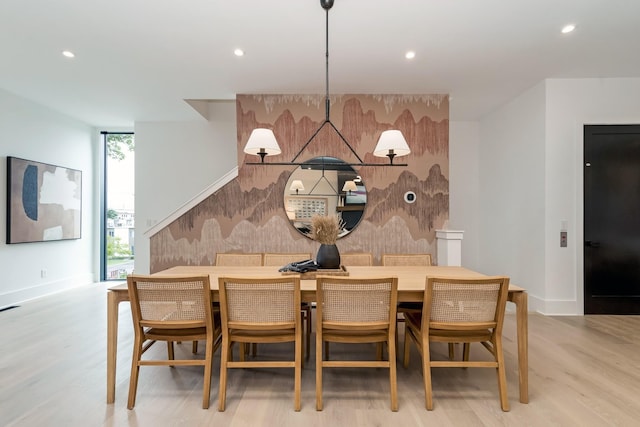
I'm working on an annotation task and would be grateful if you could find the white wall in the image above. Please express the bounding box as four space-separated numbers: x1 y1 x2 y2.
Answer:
472 77 640 315
134 100 237 274
478 82 547 310
544 77 640 314
449 121 480 270
0 89 97 307
131 79 640 314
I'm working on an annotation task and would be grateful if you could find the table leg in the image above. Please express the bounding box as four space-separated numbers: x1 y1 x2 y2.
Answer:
509 291 529 403
107 290 119 404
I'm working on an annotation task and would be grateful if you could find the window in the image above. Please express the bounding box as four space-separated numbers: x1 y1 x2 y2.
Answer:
102 132 135 281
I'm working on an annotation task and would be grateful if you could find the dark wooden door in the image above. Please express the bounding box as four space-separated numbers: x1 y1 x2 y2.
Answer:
584 124 640 314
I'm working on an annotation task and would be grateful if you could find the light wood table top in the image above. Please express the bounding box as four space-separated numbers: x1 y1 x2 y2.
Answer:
109 265 525 298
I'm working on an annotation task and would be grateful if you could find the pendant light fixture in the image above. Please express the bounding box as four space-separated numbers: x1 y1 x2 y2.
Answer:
244 0 410 167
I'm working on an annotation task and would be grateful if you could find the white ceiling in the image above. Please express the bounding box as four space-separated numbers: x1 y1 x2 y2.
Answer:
2 0 639 128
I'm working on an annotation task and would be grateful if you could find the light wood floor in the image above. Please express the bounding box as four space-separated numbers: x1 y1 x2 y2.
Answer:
2 283 640 426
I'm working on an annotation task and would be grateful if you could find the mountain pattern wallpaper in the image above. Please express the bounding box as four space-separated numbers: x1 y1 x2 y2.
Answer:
150 94 449 272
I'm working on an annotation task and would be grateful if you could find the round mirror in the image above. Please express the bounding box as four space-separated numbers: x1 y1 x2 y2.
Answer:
284 156 366 239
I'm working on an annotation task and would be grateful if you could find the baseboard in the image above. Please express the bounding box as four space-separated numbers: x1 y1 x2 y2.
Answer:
0 273 95 309
528 294 581 315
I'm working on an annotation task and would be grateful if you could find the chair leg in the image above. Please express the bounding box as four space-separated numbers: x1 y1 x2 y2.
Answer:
192 340 198 353
127 336 143 409
494 337 510 411
305 306 312 360
403 329 412 368
448 343 455 360
202 337 213 409
294 328 302 411
388 336 398 412
396 313 402 360
218 339 230 411
422 338 434 410
167 341 174 367
316 332 323 410
463 343 470 361
239 343 246 362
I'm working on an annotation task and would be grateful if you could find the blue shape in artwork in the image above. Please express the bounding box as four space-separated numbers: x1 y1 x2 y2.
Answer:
22 165 38 221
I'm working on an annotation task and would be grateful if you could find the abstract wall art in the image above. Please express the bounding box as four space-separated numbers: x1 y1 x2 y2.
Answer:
6 156 82 243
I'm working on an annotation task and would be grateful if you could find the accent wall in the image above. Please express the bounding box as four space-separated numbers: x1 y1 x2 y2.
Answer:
149 94 449 272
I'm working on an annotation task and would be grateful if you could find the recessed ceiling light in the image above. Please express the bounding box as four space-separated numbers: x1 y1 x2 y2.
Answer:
234 48 244 57
62 50 75 58
405 51 416 60
561 24 576 34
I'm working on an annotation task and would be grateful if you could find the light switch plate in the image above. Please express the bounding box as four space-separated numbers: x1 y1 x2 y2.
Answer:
560 231 567 247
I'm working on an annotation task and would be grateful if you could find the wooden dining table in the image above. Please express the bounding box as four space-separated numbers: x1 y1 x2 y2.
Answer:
106 265 528 404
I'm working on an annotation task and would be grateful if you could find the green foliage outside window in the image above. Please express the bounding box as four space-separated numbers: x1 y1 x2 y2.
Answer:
107 235 132 258
106 134 134 161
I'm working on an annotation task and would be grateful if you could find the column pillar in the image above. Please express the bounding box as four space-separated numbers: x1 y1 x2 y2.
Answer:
435 229 464 266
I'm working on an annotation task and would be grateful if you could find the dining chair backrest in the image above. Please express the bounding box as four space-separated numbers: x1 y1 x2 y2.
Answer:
219 277 301 327
423 276 509 333
339 252 373 266
128 275 212 330
215 252 263 266
316 276 397 326
382 253 432 266
263 252 312 266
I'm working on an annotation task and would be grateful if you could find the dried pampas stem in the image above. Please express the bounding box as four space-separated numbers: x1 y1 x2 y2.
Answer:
311 215 340 245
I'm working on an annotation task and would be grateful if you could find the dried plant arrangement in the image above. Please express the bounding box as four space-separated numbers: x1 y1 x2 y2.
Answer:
311 215 340 245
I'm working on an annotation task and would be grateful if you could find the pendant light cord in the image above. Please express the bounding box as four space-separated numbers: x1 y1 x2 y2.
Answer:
290 0 364 164
324 3 330 121
246 0 408 167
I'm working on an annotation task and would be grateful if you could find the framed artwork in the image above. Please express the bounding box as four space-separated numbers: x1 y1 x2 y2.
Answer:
285 196 327 220
6 156 82 243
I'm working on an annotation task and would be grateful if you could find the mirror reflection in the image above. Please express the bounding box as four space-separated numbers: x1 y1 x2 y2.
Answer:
284 157 366 239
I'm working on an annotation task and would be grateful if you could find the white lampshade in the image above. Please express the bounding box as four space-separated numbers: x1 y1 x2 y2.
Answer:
243 128 281 161
342 180 357 192
373 130 410 161
290 179 305 193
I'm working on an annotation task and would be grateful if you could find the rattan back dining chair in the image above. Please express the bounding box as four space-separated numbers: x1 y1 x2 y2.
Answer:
339 252 373 266
381 253 451 358
382 253 432 266
262 252 312 266
403 276 510 411
217 276 302 411
215 252 263 266
263 252 313 358
126 274 221 409
315 276 399 411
